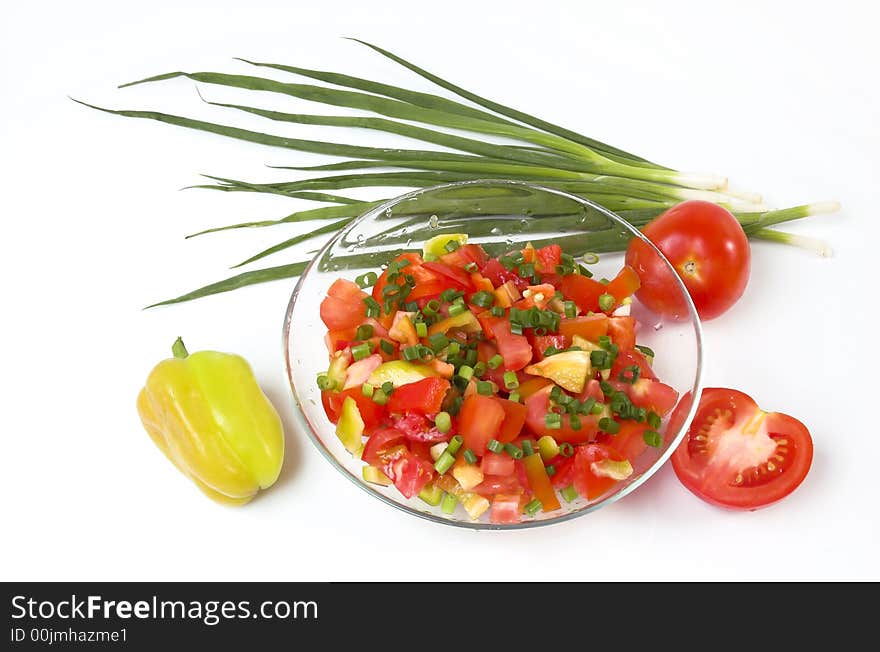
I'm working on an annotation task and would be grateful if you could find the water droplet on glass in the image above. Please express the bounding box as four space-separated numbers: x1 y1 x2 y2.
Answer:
356 234 365 244
490 227 501 235
653 322 664 331
428 214 439 228
520 219 529 229
385 208 393 217
406 238 412 247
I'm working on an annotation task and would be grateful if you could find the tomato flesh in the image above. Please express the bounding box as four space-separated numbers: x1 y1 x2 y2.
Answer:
387 377 450 416
670 388 813 510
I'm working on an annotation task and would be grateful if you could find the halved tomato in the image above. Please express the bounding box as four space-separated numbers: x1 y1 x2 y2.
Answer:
670 388 813 510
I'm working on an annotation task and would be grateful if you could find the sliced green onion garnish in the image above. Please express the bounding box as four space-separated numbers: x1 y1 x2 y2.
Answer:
464 262 478 273
510 322 523 335
590 350 610 369
381 381 394 395
379 339 395 355
440 288 463 302
361 382 374 397
503 371 519 389
545 464 556 477
618 364 640 384
434 450 456 474
487 439 504 454
473 361 487 377
448 303 466 317
316 374 334 391
355 271 378 289
570 414 582 430
583 252 600 264
447 340 461 356
507 392 521 403
504 443 524 459
580 397 596 415
470 291 495 308
488 354 504 369
561 485 579 503
435 411 452 433
426 332 448 352
463 449 478 464
598 417 620 434
647 411 662 430
490 306 504 317
599 380 615 396
465 348 478 366
363 296 381 318
444 239 461 253
634 344 655 358
643 430 663 448
441 492 458 514
355 324 374 341
564 301 577 319
372 389 388 405
448 396 464 416
521 440 535 456
525 499 542 516
559 443 574 457
352 342 372 361
402 345 422 361
544 413 562 430
415 321 428 338
543 346 560 357
423 299 441 315
457 365 474 381
476 380 493 395
447 434 464 456
518 263 535 278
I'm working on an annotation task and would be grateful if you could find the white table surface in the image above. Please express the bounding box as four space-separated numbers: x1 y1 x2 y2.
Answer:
3 0 877 581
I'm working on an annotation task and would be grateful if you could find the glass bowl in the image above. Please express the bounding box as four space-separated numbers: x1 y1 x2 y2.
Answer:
283 180 703 529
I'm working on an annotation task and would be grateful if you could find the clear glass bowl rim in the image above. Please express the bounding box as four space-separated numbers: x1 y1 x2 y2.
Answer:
282 179 704 530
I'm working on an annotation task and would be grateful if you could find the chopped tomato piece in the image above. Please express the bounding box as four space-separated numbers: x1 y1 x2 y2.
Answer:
485 317 532 371
320 279 368 330
598 420 649 462
387 377 450 415
421 261 475 291
473 474 524 496
440 243 489 269
490 493 524 524
517 376 553 400
381 445 435 499
322 388 387 432
458 394 506 455
559 274 606 313
607 316 636 352
535 244 562 273
481 258 528 291
493 397 528 443
572 443 628 500
605 265 641 306
610 378 679 417
372 253 424 302
528 333 567 361
610 349 657 381
558 315 609 343
524 386 600 443
481 452 515 477
392 412 451 443
361 428 407 467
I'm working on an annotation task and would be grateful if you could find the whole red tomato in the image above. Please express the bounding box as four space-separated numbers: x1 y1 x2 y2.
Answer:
625 200 750 320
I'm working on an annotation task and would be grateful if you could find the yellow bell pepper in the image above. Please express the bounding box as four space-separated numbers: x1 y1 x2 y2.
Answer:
136 338 285 506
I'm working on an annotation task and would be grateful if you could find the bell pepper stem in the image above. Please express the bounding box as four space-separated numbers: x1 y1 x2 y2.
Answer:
172 337 189 359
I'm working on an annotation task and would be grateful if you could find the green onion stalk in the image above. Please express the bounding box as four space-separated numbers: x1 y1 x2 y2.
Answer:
74 40 839 307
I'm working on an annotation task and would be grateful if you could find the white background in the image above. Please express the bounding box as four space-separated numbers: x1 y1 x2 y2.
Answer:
2 0 877 581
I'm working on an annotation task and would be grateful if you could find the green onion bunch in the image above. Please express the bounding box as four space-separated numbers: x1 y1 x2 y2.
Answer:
76 40 839 306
